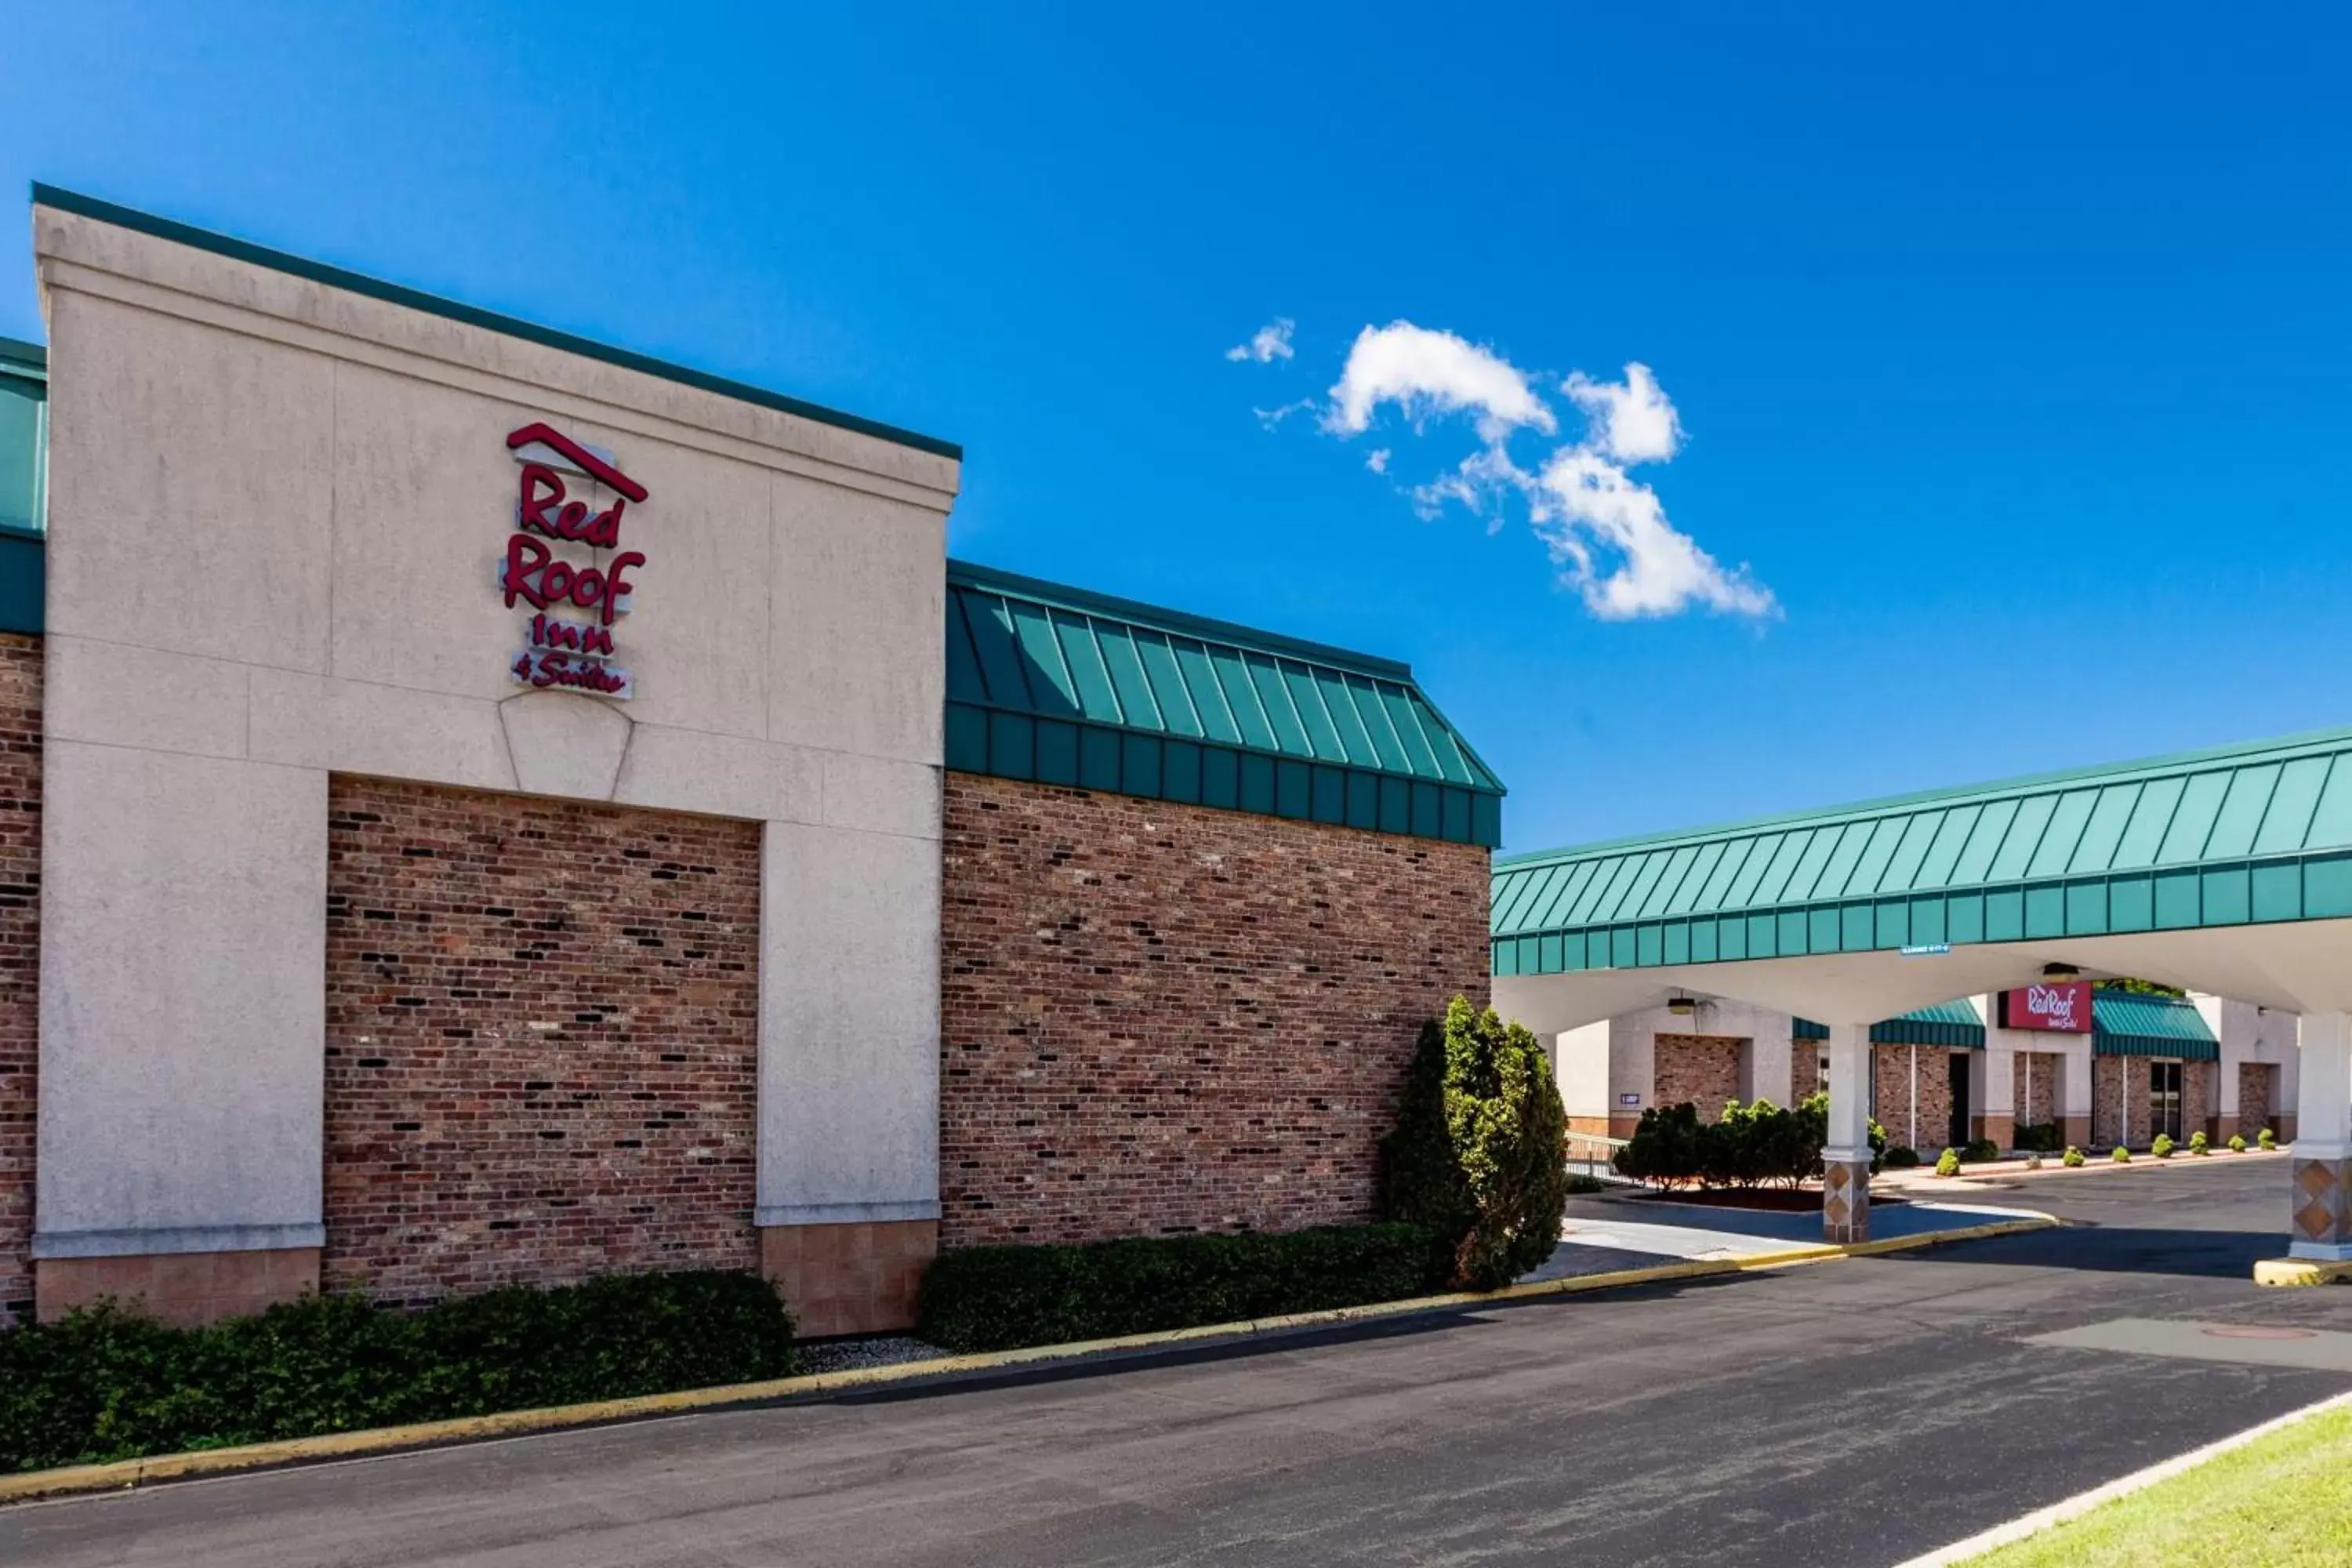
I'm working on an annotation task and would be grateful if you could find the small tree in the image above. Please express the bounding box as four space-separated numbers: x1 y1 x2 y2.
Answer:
1378 996 1569 1290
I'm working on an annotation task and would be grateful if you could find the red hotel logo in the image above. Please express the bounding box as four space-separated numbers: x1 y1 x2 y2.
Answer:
499 422 644 698
2002 980 2092 1033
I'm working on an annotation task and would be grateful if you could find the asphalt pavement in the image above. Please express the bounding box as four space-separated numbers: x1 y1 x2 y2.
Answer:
6 1156 2346 1568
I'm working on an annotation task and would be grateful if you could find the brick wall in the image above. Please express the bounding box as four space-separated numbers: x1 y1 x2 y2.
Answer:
323 777 760 1306
2184 1060 2215 1142
938 772 1490 1249
1789 1044 1820 1105
2018 1051 2060 1131
2092 1056 2144 1149
0 637 37 1327
2240 1063 2278 1134
1874 1045 1959 1153
1654 1034 1744 1118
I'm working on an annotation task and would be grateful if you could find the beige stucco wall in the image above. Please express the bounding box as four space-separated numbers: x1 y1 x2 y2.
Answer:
31 201 959 1260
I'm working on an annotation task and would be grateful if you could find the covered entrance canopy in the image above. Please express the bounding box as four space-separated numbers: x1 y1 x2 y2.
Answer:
1492 724 2352 1267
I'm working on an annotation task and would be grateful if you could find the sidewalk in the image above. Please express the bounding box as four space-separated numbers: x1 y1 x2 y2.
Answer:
1528 1193 2051 1282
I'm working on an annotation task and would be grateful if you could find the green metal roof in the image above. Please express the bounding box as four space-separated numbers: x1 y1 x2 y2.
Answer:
30 184 960 461
945 561 1503 845
1793 997 1986 1049
0 338 42 634
2092 991 2219 1061
1494 724 2352 977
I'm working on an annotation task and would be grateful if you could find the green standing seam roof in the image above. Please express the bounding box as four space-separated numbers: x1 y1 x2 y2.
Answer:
1494 724 2352 977
0 336 43 634
2092 991 2219 1061
945 560 1504 846
1792 997 1987 1049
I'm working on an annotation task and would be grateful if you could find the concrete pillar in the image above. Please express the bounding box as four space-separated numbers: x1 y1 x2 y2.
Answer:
1823 1024 1871 1244
2289 1011 2352 1262
1744 1031 1795 1109
1553 1022 1613 1138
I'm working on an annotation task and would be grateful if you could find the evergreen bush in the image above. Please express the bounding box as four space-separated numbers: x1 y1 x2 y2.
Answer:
1613 1093 1886 1190
1883 1145 1922 1169
1934 1147 1961 1178
0 1270 796 1474
2228 1134 2248 1153
2259 1127 2278 1150
2190 1131 2209 1156
2112 1145 2132 1163
2063 1145 2086 1167
1377 996 1570 1290
2153 1134 2176 1160
1961 1138 2002 1163
2013 1122 2065 1153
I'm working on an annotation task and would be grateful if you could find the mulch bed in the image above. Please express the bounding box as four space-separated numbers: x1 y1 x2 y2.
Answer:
1628 1186 1911 1211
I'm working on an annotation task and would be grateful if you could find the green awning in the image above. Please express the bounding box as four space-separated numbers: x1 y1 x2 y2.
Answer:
946 560 1503 845
2092 991 2219 1061
1794 996 1986 1049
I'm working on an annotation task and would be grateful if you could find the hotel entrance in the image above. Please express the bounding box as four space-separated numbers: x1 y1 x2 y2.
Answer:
2149 1061 2185 1144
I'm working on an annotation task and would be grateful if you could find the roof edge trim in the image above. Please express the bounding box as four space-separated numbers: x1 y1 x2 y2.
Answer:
30 183 961 462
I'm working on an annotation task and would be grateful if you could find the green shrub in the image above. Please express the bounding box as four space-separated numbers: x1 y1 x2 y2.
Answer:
0 1271 795 1474
1883 1145 1922 1169
1962 1138 2002 1163
1614 1092 1886 1193
2063 1145 2086 1167
916 1224 1449 1353
2260 1127 2279 1151
2190 1131 2209 1156
1563 1174 1606 1196
1934 1148 1961 1178
2111 1145 2132 1163
1378 996 1569 1289
2013 1122 2066 1153
2153 1134 2176 1160
2229 1134 2248 1153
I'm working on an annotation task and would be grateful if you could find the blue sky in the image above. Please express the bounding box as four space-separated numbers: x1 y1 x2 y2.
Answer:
5 3 2347 852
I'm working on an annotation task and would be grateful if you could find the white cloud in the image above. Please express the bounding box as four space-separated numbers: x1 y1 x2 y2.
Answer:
1531 450 1774 619
1266 322 1773 621
1565 361 1681 464
1323 321 1557 443
1226 318 1296 364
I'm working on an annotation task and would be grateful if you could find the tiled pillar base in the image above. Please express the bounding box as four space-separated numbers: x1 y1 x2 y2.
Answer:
2061 1116 2091 1150
1823 1158 1871 1244
36 1247 321 1327
1973 1114 2015 1151
2288 1158 2352 1261
761 1219 937 1337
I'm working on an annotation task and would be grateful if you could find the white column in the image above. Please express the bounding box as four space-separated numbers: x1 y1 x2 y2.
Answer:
2063 1047 2094 1143
1823 1023 1871 1243
2288 1011 2352 1261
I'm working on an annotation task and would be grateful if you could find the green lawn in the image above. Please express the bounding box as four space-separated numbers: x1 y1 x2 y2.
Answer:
1964 1402 2352 1566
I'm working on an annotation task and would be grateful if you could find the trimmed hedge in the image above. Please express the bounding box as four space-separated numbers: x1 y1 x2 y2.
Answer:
916 1225 1450 1353
0 1270 797 1474
1613 1094 1887 1190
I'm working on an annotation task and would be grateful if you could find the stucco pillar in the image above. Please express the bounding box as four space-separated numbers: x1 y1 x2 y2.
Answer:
1553 1022 1613 1140
34 746 328 1323
2288 1011 2352 1262
1823 1024 1871 1244
1744 1030 1795 1110
2061 1047 2093 1152
1975 1045 2013 1150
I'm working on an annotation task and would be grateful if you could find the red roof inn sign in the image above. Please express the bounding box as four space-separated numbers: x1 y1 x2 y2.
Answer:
1999 980 2093 1033
499 421 646 699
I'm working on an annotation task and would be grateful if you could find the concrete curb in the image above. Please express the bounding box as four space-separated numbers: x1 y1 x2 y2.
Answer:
1891 1388 2352 1566
2252 1255 2352 1287
0 1212 2056 1506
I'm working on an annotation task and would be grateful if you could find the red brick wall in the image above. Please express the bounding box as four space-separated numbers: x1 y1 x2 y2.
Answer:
323 777 760 1306
1874 1045 1960 1153
938 772 1490 1249
2092 1056 2144 1149
2239 1063 2278 1134
0 637 37 1327
1790 1044 1820 1105
2184 1059 2215 1141
1653 1034 1744 1119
